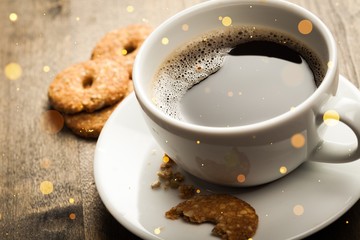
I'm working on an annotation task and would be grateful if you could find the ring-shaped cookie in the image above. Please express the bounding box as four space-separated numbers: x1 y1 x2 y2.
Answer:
91 24 153 77
64 103 119 138
63 81 134 138
48 59 129 114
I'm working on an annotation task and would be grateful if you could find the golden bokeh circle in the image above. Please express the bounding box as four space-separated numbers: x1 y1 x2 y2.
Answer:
298 19 313 35
291 133 306 148
154 227 162 235
182 24 189 31
5 62 22 80
126 5 134 13
9 13 18 22
237 174 246 183
327 61 334 69
43 65 50 73
222 16 232 27
40 181 54 195
227 91 234 97
293 204 305 216
162 155 170 163
40 157 52 169
279 166 288 174
161 37 169 45
323 110 340 126
121 49 128 56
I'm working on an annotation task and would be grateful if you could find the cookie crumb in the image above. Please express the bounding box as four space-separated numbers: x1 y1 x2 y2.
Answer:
151 180 161 189
152 154 193 198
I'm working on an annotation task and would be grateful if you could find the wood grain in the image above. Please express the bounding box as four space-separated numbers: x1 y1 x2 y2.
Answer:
0 0 359 239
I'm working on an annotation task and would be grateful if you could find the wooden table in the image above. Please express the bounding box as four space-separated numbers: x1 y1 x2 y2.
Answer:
1 0 359 239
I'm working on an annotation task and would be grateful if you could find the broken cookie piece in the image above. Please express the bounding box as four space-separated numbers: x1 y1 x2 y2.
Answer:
166 194 258 240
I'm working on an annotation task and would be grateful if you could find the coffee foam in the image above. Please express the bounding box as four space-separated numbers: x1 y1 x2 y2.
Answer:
151 26 325 120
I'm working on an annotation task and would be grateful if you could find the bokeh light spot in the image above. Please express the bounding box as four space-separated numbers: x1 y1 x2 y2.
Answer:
9 13 18 22
323 110 340 126
227 91 234 97
327 61 334 69
161 37 169 45
121 49 128 56
293 204 305 216
222 16 232 27
154 227 162 235
151 97 157 105
69 213 76 220
182 24 189 31
298 19 313 35
162 154 170 163
279 166 287 174
69 198 75 204
5 62 22 80
196 140 201 144
126 5 134 13
291 133 305 148
237 174 246 183
40 157 51 169
43 65 50 72
40 110 64 134
40 181 54 195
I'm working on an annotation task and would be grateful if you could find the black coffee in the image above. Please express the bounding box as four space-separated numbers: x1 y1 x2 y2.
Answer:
152 26 325 126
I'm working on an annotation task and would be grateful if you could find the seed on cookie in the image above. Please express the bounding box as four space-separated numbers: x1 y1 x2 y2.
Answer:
91 24 153 77
166 194 258 240
48 59 129 114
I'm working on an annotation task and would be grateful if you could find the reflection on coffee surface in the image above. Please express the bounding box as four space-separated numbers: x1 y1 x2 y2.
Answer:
152 26 325 127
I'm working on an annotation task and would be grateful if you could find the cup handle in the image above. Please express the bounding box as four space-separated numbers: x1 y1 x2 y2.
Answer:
311 96 360 163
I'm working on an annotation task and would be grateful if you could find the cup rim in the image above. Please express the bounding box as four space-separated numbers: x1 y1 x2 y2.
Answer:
133 0 338 136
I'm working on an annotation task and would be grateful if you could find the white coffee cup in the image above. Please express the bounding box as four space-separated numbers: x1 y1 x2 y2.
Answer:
133 0 360 186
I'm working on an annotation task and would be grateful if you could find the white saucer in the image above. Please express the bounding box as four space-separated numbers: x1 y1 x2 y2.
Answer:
94 75 360 240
